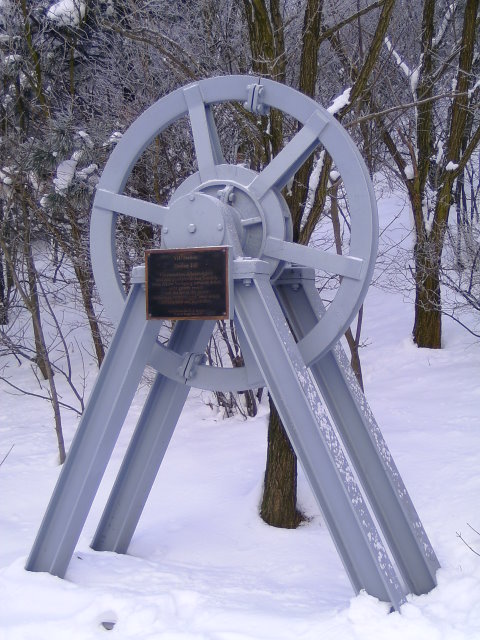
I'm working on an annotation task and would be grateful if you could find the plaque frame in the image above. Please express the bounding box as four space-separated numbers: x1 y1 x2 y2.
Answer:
145 246 232 321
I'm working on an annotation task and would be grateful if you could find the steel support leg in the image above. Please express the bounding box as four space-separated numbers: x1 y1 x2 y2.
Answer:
25 283 161 578
91 320 214 554
234 273 406 611
274 269 439 596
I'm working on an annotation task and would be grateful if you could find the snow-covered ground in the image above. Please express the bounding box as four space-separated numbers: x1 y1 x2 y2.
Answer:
1 191 480 639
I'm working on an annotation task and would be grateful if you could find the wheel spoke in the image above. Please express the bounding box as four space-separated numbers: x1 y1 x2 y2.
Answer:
95 189 169 226
248 111 329 200
264 236 364 280
184 83 224 182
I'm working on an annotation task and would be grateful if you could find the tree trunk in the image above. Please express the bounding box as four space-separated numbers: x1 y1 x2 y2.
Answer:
74 265 105 367
260 396 304 528
412 240 442 348
23 211 50 380
242 0 302 528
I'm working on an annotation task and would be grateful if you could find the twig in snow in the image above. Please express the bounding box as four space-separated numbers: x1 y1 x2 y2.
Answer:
0 445 14 467
456 530 480 557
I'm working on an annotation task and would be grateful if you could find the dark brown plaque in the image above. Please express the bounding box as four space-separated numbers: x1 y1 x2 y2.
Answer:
145 247 230 320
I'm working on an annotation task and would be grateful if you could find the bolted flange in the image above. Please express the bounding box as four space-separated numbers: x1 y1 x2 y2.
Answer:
162 192 226 249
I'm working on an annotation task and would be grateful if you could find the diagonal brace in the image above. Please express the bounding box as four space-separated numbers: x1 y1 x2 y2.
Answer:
25 283 162 578
234 271 407 611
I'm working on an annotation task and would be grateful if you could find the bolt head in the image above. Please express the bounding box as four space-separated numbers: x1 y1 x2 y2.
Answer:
163 226 168 234
188 194 195 201
188 223 196 233
217 223 223 231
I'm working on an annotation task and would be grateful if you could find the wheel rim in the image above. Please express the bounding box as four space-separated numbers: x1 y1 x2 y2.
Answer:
91 75 378 390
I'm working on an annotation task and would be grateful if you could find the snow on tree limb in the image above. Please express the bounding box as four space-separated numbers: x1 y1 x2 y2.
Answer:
327 88 351 115
47 0 86 27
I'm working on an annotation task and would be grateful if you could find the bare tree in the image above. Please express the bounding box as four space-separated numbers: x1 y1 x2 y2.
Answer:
377 0 480 347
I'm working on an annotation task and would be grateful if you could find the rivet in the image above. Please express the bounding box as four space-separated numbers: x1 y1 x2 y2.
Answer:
243 278 253 287
163 226 168 234
188 194 195 201
188 223 196 233
217 223 223 231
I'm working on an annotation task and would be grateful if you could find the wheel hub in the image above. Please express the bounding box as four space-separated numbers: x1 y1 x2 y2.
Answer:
168 163 292 275
162 192 226 249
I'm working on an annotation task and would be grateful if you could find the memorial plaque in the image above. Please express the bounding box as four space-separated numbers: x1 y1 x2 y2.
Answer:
146 247 230 320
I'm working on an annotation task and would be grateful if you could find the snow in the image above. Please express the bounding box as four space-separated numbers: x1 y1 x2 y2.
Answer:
383 37 420 96
105 131 123 146
47 0 86 27
468 79 480 99
0 166 13 185
327 88 351 115
445 161 459 171
76 163 98 180
77 130 94 149
432 2 458 48
1 193 480 638
53 158 77 192
3 54 22 67
384 37 412 79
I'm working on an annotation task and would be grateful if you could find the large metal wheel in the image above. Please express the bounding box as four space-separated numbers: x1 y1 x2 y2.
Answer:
91 75 378 391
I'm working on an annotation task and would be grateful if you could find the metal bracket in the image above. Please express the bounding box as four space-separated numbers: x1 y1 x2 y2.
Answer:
177 351 206 383
244 82 269 116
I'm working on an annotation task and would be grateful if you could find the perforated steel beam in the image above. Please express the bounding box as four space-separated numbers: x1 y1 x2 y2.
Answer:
234 270 406 611
274 268 439 596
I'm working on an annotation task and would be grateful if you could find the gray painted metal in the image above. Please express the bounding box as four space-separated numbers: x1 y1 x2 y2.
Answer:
91 318 214 554
25 283 163 577
90 75 377 386
233 270 405 610
274 268 440 596
26 76 439 611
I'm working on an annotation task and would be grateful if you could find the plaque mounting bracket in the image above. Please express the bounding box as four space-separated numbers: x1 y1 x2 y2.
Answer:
178 351 206 383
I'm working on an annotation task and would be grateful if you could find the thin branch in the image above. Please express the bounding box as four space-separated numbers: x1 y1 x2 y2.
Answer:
0 376 82 415
36 275 85 412
438 309 480 338
0 445 14 468
319 0 386 45
346 90 474 128
457 531 480 556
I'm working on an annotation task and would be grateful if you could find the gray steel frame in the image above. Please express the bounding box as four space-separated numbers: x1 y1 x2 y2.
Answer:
26 265 439 611
25 75 439 613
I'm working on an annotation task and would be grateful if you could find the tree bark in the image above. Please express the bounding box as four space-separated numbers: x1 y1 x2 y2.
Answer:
260 396 304 528
74 265 105 367
412 245 442 348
